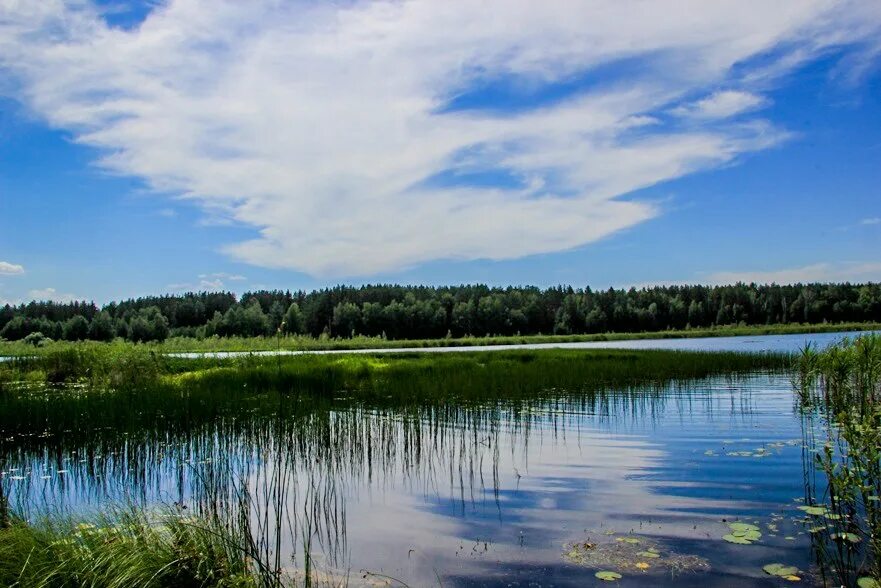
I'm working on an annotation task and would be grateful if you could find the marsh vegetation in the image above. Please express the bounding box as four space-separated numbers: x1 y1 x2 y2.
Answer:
0 334 877 586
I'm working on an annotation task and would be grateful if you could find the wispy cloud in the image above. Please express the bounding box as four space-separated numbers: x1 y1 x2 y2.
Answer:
703 262 881 285
1 1 879 277
28 287 80 303
671 90 769 119
860 217 881 225
169 272 247 292
0 261 25 275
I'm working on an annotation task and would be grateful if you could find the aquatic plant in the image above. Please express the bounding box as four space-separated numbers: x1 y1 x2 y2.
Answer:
0 506 266 588
795 334 881 586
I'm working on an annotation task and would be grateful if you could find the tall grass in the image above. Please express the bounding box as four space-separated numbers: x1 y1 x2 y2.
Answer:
794 335 881 587
0 506 265 587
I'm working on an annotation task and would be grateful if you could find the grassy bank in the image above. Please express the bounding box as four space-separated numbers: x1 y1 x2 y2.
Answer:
1 321 877 357
0 341 788 395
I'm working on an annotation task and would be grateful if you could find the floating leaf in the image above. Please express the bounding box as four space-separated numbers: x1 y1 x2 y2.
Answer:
797 505 828 516
857 578 880 588
728 523 760 532
723 534 752 545
595 571 622 581
783 575 801 582
763 563 799 577
634 562 650 570
831 532 861 543
616 537 640 544
636 551 660 559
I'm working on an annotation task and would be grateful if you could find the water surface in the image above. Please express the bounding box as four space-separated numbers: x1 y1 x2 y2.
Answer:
1 370 824 586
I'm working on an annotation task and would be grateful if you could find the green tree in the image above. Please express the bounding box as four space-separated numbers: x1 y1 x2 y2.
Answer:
332 302 361 337
88 311 115 342
283 303 304 335
61 315 89 341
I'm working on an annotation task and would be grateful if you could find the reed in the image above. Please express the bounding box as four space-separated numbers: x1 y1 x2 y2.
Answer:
794 334 881 587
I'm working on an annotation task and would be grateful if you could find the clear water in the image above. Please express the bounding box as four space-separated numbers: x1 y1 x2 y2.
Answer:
1 371 825 586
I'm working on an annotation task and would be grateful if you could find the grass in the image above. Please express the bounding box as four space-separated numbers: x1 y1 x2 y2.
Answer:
794 334 881 587
0 342 788 397
0 505 283 588
1 321 878 356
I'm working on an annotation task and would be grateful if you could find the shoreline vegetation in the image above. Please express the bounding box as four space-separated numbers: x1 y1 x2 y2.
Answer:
1 336 877 586
1 320 878 357
2 282 880 346
794 334 881 587
0 345 788 393
1 346 789 587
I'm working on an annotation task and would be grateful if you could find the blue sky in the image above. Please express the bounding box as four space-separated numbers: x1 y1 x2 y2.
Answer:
0 1 880 304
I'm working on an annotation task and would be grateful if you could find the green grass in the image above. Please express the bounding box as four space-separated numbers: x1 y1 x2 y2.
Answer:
1 321 877 356
0 342 788 396
0 506 275 588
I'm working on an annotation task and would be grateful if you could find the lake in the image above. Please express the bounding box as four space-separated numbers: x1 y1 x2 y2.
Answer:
167 328 876 360
0 345 833 586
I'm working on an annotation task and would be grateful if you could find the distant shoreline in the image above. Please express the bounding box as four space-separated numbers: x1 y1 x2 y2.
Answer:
2 321 878 356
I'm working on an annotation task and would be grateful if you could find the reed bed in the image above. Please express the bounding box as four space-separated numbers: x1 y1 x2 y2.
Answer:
795 334 881 587
0 346 789 587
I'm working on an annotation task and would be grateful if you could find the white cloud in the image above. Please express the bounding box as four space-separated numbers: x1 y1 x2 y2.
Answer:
28 287 79 303
860 217 880 225
0 261 25 275
0 1 879 277
169 272 247 292
199 272 246 281
671 90 768 119
704 262 881 285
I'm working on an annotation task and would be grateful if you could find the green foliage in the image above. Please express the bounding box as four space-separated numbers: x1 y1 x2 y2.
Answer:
283 302 304 335
22 331 50 347
88 310 116 342
129 306 170 343
0 507 264 588
61 314 90 341
2 282 880 344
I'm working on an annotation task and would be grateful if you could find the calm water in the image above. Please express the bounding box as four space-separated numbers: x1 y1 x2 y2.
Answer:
1 370 827 587
169 329 875 359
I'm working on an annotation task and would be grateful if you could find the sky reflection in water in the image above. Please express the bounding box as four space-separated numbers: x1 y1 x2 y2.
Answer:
2 374 814 587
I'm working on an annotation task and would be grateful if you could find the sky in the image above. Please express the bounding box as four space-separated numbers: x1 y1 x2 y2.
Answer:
0 0 879 305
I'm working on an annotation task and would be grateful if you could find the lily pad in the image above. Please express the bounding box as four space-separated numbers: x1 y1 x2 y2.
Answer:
797 505 828 516
831 532 861 543
763 563 799 577
857 578 880 588
723 534 752 545
729 522 760 532
595 571 622 581
637 551 660 559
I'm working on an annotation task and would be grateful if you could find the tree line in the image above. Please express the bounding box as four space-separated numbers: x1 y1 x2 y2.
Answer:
1 282 879 343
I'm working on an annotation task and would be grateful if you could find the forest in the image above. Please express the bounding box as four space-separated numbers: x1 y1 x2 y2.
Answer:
1 281 880 343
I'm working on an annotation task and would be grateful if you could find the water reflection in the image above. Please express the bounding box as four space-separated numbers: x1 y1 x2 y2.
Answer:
1 374 814 586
